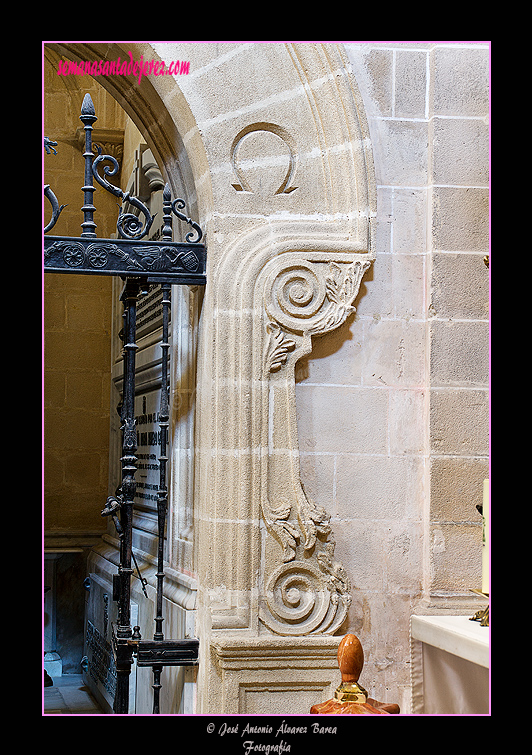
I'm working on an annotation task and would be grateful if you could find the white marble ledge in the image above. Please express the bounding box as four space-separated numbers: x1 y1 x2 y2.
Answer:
411 615 489 668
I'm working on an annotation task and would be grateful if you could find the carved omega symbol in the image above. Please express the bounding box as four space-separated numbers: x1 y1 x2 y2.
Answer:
230 123 298 196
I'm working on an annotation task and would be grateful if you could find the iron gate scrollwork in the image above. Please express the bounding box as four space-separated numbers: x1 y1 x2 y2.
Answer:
44 93 204 714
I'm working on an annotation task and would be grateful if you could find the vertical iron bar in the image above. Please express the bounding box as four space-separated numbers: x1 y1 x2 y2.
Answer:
152 666 162 714
114 278 141 715
151 282 171 714
154 285 170 642
79 93 97 237
152 185 173 714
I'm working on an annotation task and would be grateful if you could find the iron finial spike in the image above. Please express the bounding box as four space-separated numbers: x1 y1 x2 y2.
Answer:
80 93 97 237
81 92 96 118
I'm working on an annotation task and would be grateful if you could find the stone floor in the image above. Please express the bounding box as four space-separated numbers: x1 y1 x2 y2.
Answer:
43 674 106 715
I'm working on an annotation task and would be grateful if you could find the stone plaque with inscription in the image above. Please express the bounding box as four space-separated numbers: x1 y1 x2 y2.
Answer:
136 285 164 339
135 390 163 511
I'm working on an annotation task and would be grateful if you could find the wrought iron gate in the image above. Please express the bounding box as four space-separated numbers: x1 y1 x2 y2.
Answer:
44 93 205 714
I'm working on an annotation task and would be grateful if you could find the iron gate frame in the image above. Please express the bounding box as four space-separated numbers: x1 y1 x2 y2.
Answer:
44 93 204 714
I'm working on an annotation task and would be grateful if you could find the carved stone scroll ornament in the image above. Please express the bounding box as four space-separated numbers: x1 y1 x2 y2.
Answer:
259 254 372 636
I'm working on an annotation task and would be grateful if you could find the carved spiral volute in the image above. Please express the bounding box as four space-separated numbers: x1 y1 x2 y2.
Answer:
267 262 327 333
263 561 330 635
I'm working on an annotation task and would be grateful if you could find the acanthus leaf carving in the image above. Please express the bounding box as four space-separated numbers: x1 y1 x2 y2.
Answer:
266 492 333 565
307 260 371 336
269 498 300 562
265 322 297 374
297 492 332 553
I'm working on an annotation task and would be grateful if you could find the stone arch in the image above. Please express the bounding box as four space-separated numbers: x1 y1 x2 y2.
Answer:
45 42 377 712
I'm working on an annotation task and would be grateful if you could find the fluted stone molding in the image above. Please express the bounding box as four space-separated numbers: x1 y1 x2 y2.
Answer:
190 44 377 641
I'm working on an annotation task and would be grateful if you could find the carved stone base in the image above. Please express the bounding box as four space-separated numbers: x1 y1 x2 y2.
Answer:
208 635 342 715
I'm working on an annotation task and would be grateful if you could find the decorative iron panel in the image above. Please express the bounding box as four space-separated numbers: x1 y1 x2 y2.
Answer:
44 92 202 714
44 236 206 285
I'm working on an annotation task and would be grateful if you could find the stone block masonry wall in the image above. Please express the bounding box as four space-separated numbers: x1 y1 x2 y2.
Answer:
44 273 113 535
426 45 489 599
296 43 489 709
